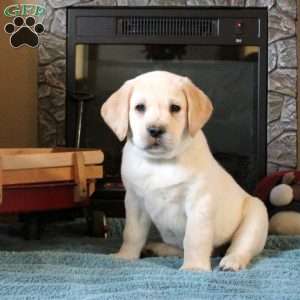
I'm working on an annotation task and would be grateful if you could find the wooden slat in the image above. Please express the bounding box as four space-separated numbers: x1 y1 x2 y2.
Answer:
3 166 103 185
0 147 103 155
88 180 96 197
73 152 87 202
0 148 54 155
1 150 104 170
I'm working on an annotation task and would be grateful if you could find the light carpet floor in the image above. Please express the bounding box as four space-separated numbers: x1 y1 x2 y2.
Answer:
0 220 299 300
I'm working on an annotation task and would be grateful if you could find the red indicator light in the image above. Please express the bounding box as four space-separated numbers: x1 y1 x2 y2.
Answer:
235 21 244 35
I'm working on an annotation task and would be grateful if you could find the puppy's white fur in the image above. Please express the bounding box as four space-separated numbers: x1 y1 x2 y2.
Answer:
101 71 268 271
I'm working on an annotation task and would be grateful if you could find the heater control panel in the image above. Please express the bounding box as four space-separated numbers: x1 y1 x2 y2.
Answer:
220 18 261 44
71 8 267 47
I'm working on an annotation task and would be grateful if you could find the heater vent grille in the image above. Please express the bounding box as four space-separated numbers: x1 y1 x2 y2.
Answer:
117 16 219 37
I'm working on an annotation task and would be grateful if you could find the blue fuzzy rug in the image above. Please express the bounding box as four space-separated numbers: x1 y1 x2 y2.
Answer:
0 221 299 299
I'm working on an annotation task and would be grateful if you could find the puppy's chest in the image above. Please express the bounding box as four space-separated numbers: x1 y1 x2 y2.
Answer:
143 185 186 216
143 185 188 244
124 157 197 245
130 165 190 223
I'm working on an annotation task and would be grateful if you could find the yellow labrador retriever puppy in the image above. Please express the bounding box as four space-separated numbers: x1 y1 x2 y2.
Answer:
101 71 268 271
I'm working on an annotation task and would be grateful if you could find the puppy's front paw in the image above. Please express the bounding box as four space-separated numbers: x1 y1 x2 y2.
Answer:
112 251 139 261
180 262 212 272
219 254 249 271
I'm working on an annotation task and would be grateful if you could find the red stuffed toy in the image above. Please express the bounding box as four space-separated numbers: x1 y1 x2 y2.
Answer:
255 171 300 235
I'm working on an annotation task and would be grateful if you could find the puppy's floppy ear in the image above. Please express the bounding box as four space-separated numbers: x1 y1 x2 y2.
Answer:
182 77 213 136
100 80 134 141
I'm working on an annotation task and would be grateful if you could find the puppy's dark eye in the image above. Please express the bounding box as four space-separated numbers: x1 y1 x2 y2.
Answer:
135 104 146 112
170 104 181 113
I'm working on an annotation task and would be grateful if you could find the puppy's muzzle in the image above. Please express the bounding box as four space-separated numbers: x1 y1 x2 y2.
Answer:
147 126 166 138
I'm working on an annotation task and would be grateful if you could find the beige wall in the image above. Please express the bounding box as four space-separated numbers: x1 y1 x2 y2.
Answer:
0 0 38 147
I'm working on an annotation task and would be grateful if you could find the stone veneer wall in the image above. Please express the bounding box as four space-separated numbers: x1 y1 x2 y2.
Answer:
37 0 297 174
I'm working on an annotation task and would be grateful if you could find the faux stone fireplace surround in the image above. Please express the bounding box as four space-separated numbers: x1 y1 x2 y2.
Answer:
37 0 298 174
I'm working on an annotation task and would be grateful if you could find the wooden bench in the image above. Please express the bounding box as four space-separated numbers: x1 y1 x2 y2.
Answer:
0 148 104 238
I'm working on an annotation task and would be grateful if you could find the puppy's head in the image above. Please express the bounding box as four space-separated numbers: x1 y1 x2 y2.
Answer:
101 71 213 158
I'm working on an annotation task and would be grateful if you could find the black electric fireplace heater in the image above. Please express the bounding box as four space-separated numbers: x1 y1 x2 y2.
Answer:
66 7 267 210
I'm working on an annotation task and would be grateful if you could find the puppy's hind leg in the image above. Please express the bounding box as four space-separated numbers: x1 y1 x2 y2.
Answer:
142 242 183 258
219 197 268 271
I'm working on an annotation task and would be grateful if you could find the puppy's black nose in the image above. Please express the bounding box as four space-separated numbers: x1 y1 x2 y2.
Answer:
147 126 166 138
